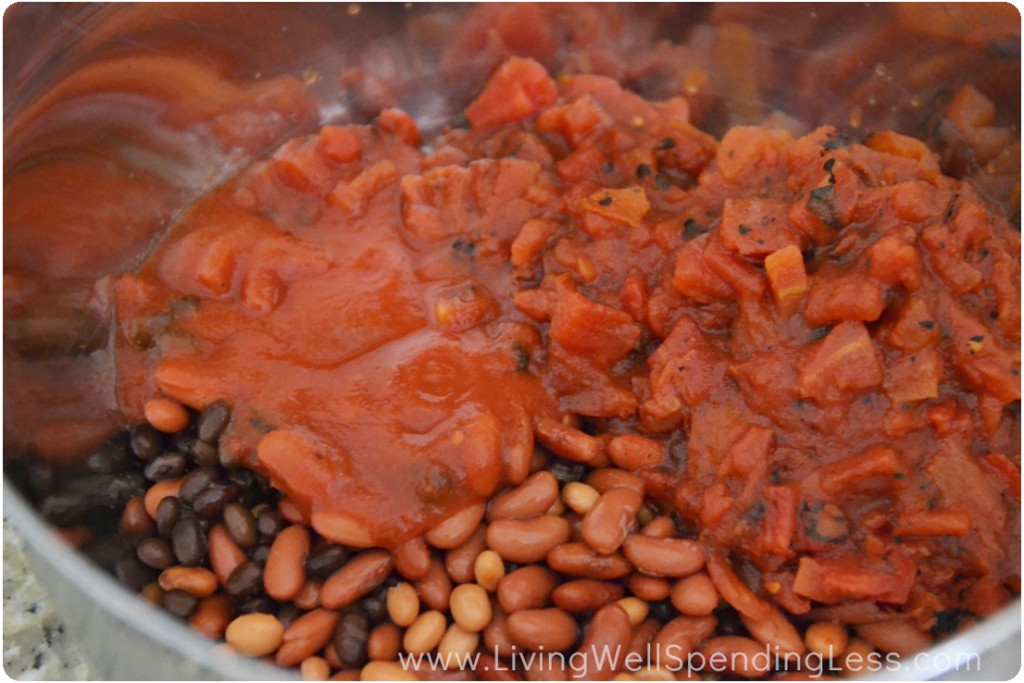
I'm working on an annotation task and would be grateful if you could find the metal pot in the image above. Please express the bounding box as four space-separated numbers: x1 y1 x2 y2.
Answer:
4 3 1020 680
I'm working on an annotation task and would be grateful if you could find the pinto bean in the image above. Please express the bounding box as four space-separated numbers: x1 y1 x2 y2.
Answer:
276 608 340 667
225 613 284 657
640 516 676 538
486 515 571 564
585 469 644 496
562 482 601 515
624 618 662 663
575 604 633 680
311 511 373 548
488 471 560 521
119 497 155 536
425 502 487 549
438 623 481 667
497 565 559 613
477 652 523 682
651 615 717 663
628 574 672 602
805 622 849 659
474 549 506 592
320 551 393 610
158 566 217 598
622 535 704 577
606 435 665 470
144 397 191 434
546 543 632 580
671 573 719 616
532 416 600 463
450 583 493 632
208 524 247 586
415 555 453 611
507 608 578 652
615 597 649 626
698 637 772 678
446 526 488 584
404 610 447 655
483 603 516 659
581 487 643 554
552 580 624 613
360 661 418 681
854 620 932 656
367 622 401 662
189 595 233 640
301 656 331 681
265 525 311 601
386 582 421 627
391 536 432 581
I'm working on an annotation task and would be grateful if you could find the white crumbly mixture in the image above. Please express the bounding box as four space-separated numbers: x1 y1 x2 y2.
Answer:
3 519 93 680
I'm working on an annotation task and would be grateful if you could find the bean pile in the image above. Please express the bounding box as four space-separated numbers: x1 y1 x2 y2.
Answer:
9 396 901 681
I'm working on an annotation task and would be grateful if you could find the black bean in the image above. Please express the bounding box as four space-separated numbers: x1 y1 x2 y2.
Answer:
360 586 389 624
649 600 676 624
225 561 263 599
163 588 198 618
115 556 157 591
171 517 206 567
548 458 587 485
305 543 348 580
277 604 302 629
714 606 747 637
238 473 275 507
179 466 219 504
334 610 369 668
196 401 231 443
137 537 175 570
156 496 182 538
190 440 219 467
250 544 271 566
39 491 95 526
130 425 163 461
256 507 285 540
143 452 187 482
237 595 274 615
223 503 258 549
63 472 146 509
81 536 133 572
87 440 131 474
225 468 254 491
173 432 195 454
26 461 55 497
192 483 232 519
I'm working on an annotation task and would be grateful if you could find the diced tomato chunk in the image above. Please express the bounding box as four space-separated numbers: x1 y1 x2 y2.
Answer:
465 57 557 129
579 186 650 229
793 553 915 604
764 245 807 317
719 198 802 257
317 125 361 163
804 274 885 326
883 348 942 403
549 288 641 366
798 321 883 400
